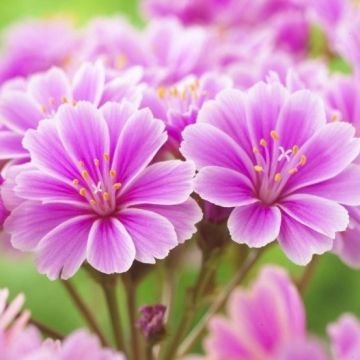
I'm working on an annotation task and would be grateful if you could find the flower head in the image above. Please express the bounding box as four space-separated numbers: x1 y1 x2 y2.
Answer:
201 266 327 359
137 304 166 342
181 81 360 264
5 101 201 279
0 62 142 161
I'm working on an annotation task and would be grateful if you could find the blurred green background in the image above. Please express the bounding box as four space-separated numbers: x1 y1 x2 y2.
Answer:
0 0 359 354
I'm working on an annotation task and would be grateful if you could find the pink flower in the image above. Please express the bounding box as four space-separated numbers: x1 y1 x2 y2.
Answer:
328 314 360 360
198 266 328 359
0 62 142 161
0 19 78 84
5 101 201 279
181 81 360 264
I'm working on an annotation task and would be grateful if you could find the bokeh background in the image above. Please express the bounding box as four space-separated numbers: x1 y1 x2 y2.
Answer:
0 0 358 352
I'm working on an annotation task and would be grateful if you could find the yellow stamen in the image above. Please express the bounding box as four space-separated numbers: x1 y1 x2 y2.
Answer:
90 199 96 206
78 161 85 168
270 130 279 141
331 113 339 122
116 54 127 69
94 158 99 167
109 169 116 178
61 96 68 103
299 155 307 166
48 97 55 106
79 188 87 196
113 182 122 190
72 179 79 187
292 145 299 155
103 153 110 161
274 173 282 182
40 105 47 114
72 100 77 106
103 192 110 201
288 168 298 175
81 170 89 180
254 165 263 172
157 87 167 99
181 88 188 100
260 139 267 147
170 87 179 97
253 146 259 155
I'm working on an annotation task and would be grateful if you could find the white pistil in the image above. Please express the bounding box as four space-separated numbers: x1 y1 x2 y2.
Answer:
278 146 292 162
92 181 103 194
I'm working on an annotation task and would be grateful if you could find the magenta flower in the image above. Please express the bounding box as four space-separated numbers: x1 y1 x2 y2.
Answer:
200 266 327 359
142 72 232 152
328 314 360 360
4 101 201 279
0 62 142 161
181 81 360 264
0 19 77 84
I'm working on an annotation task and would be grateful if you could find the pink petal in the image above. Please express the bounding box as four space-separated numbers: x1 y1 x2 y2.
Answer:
228 203 281 247
72 62 105 106
139 198 203 243
121 160 195 206
194 166 256 207
279 194 348 238
0 131 26 159
278 212 333 265
36 215 94 279
112 108 167 185
87 217 135 274
119 208 177 263
4 201 87 251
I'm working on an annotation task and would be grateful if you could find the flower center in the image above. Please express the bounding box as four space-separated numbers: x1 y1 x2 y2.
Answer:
71 153 122 216
251 130 307 204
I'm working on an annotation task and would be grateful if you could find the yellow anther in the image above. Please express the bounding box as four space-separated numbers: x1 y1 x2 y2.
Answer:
109 169 116 178
94 158 100 167
81 170 89 180
72 179 79 187
40 105 47 114
274 173 282 182
252 146 259 155
181 88 188 100
260 139 267 147
79 188 87 196
331 113 339 122
48 97 55 106
90 199 96 206
103 192 110 201
157 87 167 99
170 87 179 97
194 79 200 88
78 161 85 168
254 165 263 172
113 182 122 190
189 83 197 92
116 54 128 69
292 145 299 155
299 155 307 166
61 96 68 103
270 130 279 141
103 153 110 161
289 168 298 175
72 100 77 106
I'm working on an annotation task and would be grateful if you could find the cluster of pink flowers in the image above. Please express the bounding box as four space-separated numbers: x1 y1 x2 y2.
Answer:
1 0 360 358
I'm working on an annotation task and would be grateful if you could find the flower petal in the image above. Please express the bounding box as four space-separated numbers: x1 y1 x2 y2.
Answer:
36 215 94 279
87 217 135 274
278 212 333 265
121 160 195 206
72 62 105 106
0 131 26 159
279 194 348 238
5 201 88 251
112 108 167 185
195 166 255 207
119 208 177 263
228 203 281 247
139 198 203 243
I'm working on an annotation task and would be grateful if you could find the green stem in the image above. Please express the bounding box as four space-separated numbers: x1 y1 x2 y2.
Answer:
176 249 264 358
297 255 320 296
160 250 219 360
62 280 108 346
122 275 140 360
100 277 127 353
29 317 64 340
145 342 155 360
